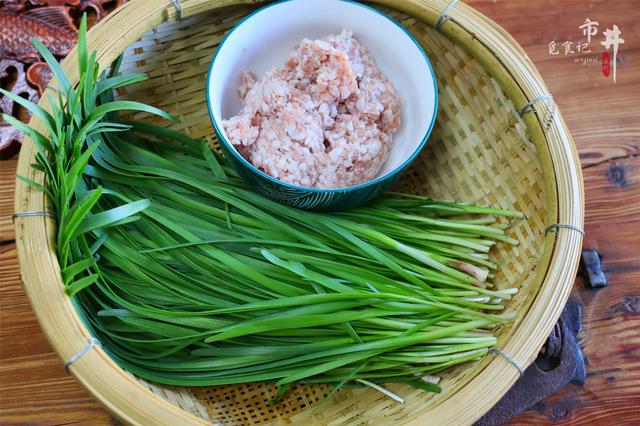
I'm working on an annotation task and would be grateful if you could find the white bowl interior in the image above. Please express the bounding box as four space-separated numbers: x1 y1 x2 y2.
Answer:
209 0 437 181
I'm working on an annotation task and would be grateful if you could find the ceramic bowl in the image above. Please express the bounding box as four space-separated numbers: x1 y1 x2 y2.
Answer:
207 0 437 210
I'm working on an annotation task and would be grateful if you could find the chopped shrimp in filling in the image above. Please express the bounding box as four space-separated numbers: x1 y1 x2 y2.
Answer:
223 30 401 189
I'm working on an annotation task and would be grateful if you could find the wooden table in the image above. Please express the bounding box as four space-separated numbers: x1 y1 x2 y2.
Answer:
1 1 638 424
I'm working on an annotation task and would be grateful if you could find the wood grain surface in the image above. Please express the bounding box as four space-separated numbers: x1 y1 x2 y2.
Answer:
1 1 638 425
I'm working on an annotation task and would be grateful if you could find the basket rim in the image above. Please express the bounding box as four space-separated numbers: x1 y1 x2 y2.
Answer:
13 0 584 425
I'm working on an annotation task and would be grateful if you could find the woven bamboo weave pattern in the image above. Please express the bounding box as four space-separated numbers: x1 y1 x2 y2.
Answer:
107 5 547 425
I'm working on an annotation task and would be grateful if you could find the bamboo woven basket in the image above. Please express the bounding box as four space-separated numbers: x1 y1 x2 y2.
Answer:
14 0 584 424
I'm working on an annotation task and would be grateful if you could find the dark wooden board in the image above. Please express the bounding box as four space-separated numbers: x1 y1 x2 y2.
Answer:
467 1 640 424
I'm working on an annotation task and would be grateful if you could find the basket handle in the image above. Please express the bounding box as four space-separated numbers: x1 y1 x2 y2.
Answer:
165 0 268 21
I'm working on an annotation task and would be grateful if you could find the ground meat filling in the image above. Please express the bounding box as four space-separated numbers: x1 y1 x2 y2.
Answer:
222 30 401 189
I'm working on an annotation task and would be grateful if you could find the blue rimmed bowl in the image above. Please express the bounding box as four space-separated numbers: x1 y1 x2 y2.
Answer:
207 0 437 211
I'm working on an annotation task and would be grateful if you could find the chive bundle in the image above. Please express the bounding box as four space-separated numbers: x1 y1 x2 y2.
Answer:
72 121 521 393
6 17 524 400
